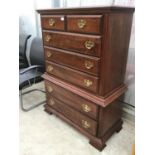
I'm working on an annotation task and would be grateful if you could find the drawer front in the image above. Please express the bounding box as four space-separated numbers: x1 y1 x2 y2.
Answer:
44 47 100 76
41 15 65 30
67 15 102 34
46 95 97 136
43 31 101 57
46 61 99 93
45 80 98 120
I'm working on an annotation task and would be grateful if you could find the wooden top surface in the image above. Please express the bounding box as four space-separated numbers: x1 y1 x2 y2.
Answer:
37 6 135 14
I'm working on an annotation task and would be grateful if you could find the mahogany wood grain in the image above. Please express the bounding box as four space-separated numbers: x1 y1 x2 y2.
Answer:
44 104 123 151
38 6 134 151
44 80 99 120
37 6 135 15
67 15 102 34
97 100 122 137
43 30 102 57
44 46 100 76
41 15 65 30
89 119 123 151
45 61 99 93
99 13 133 95
44 104 103 144
46 97 97 136
43 74 127 107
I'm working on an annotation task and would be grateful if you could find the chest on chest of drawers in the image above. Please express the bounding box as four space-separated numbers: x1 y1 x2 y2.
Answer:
37 6 134 151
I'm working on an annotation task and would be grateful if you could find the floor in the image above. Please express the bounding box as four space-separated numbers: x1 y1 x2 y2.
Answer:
20 82 135 155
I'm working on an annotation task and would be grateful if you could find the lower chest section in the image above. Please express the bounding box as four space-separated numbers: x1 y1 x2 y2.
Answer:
44 79 122 138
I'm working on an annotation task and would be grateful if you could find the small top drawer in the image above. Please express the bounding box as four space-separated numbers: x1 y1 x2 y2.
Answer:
41 15 65 30
67 15 102 34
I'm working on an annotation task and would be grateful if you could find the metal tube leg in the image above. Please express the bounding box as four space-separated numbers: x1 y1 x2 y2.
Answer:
20 90 28 112
19 89 45 112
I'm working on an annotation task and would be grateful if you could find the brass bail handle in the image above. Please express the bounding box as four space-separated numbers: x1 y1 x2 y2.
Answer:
45 34 51 42
47 65 53 72
85 40 95 50
49 98 55 105
84 79 93 87
47 85 53 93
46 51 52 58
82 120 91 129
49 18 55 27
82 104 91 112
77 19 86 29
85 61 94 69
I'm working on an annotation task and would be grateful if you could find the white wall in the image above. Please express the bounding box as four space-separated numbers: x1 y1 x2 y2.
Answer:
19 0 36 36
19 0 52 36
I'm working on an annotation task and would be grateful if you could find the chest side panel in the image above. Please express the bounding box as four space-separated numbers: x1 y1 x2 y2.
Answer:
99 13 133 96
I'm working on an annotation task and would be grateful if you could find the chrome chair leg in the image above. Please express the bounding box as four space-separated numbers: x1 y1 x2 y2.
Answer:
19 89 46 112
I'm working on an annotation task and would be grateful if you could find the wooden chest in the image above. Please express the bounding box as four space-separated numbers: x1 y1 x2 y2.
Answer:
37 6 134 151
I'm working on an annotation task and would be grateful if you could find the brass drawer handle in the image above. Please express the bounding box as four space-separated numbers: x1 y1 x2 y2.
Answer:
46 51 52 58
45 34 51 42
47 65 53 72
84 40 95 50
47 85 53 93
49 18 55 26
82 104 91 112
85 61 94 69
82 120 91 129
77 19 86 29
84 79 93 87
49 98 55 105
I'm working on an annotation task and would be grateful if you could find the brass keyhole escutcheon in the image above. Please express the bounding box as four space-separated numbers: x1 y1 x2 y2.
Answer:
84 79 93 87
84 40 95 50
82 104 91 112
85 61 94 69
47 86 53 93
45 35 51 42
49 18 55 27
47 65 53 72
82 120 91 129
77 19 86 29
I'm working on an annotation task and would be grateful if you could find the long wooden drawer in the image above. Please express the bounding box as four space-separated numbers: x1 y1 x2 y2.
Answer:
44 46 100 76
41 15 65 30
44 80 98 120
67 15 102 34
46 61 99 93
46 96 97 136
43 31 101 57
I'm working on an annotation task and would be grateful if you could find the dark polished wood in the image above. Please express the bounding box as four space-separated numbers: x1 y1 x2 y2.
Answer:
41 15 65 30
44 103 123 151
45 61 99 93
44 46 100 76
37 6 135 15
43 74 127 107
45 80 99 120
99 13 134 95
47 96 98 136
37 6 134 151
97 100 122 137
43 30 101 57
67 15 102 34
44 104 103 145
